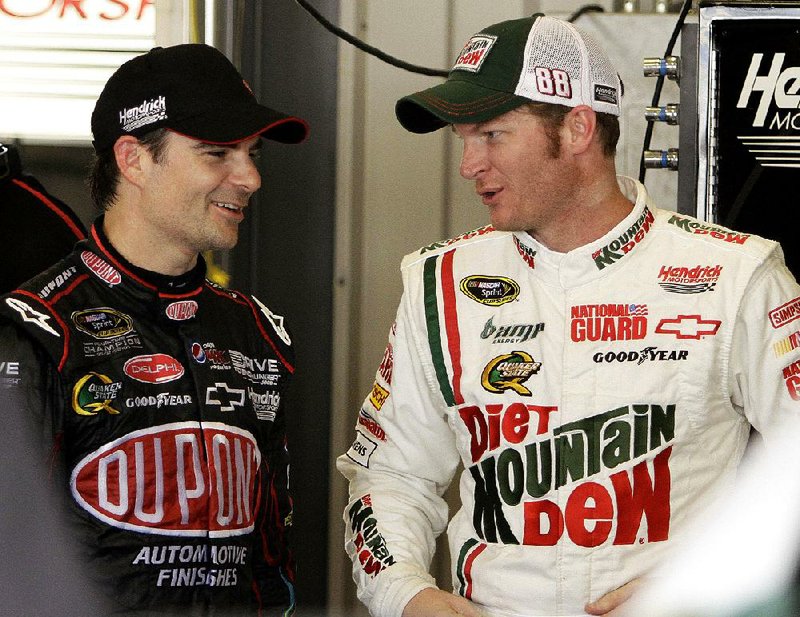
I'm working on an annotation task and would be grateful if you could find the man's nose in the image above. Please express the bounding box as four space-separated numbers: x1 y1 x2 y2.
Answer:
459 141 486 180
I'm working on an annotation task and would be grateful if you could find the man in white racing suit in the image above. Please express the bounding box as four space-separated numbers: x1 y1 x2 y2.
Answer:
337 13 800 617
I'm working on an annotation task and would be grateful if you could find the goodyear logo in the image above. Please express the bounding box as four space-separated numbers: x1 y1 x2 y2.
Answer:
460 275 519 306
481 351 541 396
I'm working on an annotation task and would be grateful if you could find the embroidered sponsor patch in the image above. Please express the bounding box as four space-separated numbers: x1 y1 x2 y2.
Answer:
165 301 198 321
594 84 618 105
481 351 541 396
72 372 122 416
369 382 390 411
123 354 184 384
6 297 60 337
460 275 520 306
81 251 122 286
119 96 167 133
72 308 133 339
655 315 721 339
452 34 497 73
658 264 722 294
770 296 800 329
346 430 378 468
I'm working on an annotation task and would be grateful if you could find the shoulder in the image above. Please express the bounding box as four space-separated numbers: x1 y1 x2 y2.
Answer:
653 208 778 261
400 225 509 270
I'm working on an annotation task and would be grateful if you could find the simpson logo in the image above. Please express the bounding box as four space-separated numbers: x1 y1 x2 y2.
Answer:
769 296 800 329
783 359 800 401
481 316 544 344
453 34 497 73
655 315 721 339
165 301 198 321
5 297 60 337
72 372 122 416
481 351 541 396
348 495 396 576
460 275 520 306
465 404 674 547
81 251 122 286
70 422 261 536
347 430 378 468
570 303 648 342
592 208 654 270
774 329 800 357
658 264 722 294
123 354 184 384
72 308 133 339
514 236 536 269
666 216 749 244
205 383 245 412
369 382 390 411
120 95 167 133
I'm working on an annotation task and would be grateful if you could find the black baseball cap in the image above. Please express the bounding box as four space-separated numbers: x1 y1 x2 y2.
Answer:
91 44 309 152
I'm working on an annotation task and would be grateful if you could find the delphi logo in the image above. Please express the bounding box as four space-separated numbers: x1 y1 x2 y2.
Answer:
737 53 800 168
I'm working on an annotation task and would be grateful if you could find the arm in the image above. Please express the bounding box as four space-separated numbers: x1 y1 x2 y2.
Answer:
728 251 800 438
337 290 463 617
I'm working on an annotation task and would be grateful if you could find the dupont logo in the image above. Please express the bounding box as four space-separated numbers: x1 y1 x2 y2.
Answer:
81 251 122 286
165 300 198 321
70 422 261 536
123 353 184 384
769 296 800 329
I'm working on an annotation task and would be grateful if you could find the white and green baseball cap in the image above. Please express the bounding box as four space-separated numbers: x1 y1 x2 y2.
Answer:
396 14 622 133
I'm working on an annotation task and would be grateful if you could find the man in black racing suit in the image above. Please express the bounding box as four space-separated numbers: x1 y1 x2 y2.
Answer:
0 43 308 616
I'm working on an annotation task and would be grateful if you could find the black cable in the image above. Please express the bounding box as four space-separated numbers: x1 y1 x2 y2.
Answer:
638 0 693 183
293 0 449 77
567 5 606 23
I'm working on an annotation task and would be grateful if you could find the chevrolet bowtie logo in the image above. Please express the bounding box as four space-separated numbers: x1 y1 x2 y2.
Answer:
655 315 721 340
205 383 245 412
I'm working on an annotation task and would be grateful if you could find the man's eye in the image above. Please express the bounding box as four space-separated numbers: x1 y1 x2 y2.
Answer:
206 150 227 158
485 130 500 139
249 150 262 161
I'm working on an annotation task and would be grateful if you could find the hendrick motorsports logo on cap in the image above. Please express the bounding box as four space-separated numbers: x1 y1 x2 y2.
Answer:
594 84 618 105
453 34 498 73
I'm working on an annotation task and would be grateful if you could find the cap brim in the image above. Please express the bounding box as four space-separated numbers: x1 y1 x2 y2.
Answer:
396 79 529 134
169 102 309 145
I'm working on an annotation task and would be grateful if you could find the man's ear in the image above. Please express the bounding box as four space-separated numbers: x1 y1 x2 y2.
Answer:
113 136 148 187
562 105 597 155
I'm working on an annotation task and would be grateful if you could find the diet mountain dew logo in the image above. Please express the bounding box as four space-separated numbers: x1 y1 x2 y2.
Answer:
481 351 541 396
72 372 122 416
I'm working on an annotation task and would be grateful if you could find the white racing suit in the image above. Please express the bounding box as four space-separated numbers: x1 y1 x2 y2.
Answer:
338 177 800 617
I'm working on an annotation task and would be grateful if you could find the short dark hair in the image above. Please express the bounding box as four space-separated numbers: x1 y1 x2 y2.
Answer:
88 128 171 211
521 102 620 158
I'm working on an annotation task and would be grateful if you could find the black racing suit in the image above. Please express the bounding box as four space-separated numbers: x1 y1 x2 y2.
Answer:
0 220 296 616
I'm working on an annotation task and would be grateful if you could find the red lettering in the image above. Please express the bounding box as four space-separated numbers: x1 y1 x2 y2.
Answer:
459 406 487 462
531 405 556 434
137 0 153 19
611 446 672 544
523 500 564 545
101 0 128 19
0 0 54 17
487 404 502 452
786 375 800 401
460 404 559 462
565 482 613 547
60 0 87 18
503 403 529 444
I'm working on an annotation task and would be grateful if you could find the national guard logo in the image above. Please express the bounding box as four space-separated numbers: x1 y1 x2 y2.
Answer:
460 275 520 306
481 351 542 396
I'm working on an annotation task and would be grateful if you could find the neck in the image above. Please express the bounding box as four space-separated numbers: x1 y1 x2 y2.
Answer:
103 205 197 276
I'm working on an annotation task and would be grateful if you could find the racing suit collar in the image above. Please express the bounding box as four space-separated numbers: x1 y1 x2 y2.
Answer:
512 175 654 289
88 215 207 296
